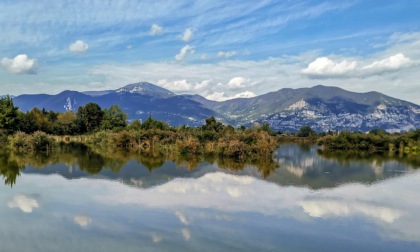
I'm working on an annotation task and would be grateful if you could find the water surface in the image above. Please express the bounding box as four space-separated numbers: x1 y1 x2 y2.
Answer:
1 144 419 251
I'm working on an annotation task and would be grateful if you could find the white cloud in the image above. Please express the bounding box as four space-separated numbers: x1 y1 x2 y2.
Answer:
157 79 209 92
205 91 256 101
363 53 411 73
69 40 89 53
175 45 195 61
226 77 250 89
150 24 163 36
303 53 413 79
302 57 357 78
217 51 237 59
180 28 193 42
1 54 37 74
73 215 92 227
88 32 420 104
8 195 39 213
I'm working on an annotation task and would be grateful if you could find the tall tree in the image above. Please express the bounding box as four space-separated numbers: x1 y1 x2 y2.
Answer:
296 125 316 137
202 116 224 132
100 105 128 130
76 103 104 133
0 96 19 134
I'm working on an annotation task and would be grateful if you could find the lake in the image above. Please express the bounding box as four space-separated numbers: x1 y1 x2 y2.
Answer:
1 143 419 251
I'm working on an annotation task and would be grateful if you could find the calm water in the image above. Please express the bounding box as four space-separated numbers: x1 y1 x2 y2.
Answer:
1 144 419 251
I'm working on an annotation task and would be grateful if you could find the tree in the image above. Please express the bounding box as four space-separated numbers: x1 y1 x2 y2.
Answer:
76 103 104 133
296 125 316 137
56 111 77 135
202 116 223 132
127 119 142 131
141 115 168 130
0 96 19 134
100 105 128 130
28 108 51 133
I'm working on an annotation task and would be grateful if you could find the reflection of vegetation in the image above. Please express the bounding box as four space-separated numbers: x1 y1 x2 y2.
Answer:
318 149 420 168
0 150 25 187
1 142 280 186
318 129 420 154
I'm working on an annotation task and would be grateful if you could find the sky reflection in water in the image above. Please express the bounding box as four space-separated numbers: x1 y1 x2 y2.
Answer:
0 144 419 252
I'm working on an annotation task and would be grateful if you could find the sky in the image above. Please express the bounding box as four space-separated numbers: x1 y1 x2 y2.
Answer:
0 0 419 103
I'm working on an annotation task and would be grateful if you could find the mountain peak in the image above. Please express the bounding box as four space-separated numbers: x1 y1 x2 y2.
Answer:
116 82 175 97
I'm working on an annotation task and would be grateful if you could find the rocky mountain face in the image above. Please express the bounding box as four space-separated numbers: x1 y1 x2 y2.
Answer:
9 82 420 132
209 85 420 132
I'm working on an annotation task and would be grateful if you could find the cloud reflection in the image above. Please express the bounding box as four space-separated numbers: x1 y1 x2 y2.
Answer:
300 199 403 223
151 233 163 243
7 194 39 213
73 215 92 227
14 170 420 242
175 211 189 226
181 228 191 241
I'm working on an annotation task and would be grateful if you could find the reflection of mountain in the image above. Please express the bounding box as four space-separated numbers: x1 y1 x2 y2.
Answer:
269 144 413 189
2 143 417 189
23 160 220 189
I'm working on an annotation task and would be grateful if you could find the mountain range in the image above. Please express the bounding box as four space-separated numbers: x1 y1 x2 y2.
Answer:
8 82 420 132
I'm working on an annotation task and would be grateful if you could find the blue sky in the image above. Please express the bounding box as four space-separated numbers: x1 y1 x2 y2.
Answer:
1 0 420 103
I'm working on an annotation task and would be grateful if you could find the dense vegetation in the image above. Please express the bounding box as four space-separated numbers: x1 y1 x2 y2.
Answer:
1 96 278 159
1 96 419 156
317 129 420 154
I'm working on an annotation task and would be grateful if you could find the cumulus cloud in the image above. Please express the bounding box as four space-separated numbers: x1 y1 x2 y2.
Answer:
180 28 193 42
89 33 420 104
302 53 412 79
8 195 39 213
302 57 357 78
175 45 195 61
150 24 163 36
226 77 250 89
1 54 37 74
157 79 209 92
363 53 411 73
217 51 237 59
69 40 89 53
73 215 92 227
206 91 256 101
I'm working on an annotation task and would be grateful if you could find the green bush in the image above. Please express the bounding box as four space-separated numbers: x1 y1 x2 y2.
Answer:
30 131 54 151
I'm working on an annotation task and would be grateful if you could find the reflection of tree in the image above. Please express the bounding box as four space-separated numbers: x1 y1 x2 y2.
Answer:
254 159 278 178
217 158 247 171
173 155 201 171
2 142 282 187
0 150 25 187
78 150 105 174
318 149 420 169
135 149 166 171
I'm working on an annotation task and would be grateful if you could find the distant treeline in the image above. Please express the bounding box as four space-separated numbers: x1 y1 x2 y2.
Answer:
317 129 420 154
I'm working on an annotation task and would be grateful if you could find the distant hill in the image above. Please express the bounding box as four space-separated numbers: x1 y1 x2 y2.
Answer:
8 82 420 132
